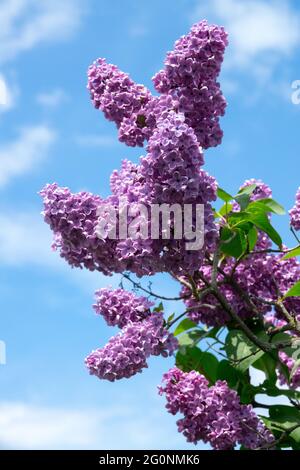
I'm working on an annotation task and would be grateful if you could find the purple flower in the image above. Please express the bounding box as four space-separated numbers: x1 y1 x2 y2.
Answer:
87 58 151 127
159 367 273 450
152 21 228 149
93 287 154 328
85 313 178 381
290 187 300 231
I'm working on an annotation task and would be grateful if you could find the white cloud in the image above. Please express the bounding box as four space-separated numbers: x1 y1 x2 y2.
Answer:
0 402 123 449
0 401 184 450
75 134 118 148
0 211 59 267
194 0 300 87
0 0 85 64
0 73 15 111
0 75 8 105
36 89 68 108
0 125 55 188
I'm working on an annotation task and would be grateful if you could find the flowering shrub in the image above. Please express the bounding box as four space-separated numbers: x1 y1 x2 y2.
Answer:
41 20 300 450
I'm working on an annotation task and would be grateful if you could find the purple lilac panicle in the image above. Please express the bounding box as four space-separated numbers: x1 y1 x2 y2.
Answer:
87 58 151 126
40 183 121 275
153 21 228 149
88 21 228 149
290 187 300 231
93 287 154 328
85 313 178 381
159 367 273 450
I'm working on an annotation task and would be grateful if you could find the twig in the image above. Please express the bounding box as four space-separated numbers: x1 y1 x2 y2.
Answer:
123 273 187 301
197 271 273 353
291 227 300 244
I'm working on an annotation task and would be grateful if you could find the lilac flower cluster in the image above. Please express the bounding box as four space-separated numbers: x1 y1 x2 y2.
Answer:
93 288 153 328
159 367 273 450
88 21 228 149
87 58 151 126
85 313 178 381
153 21 228 149
278 352 300 390
290 187 300 231
40 183 123 275
41 112 218 277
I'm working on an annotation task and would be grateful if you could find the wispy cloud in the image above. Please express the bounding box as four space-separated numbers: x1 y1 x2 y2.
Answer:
0 73 16 112
75 134 118 148
0 400 185 450
0 125 55 188
36 88 68 108
0 0 86 64
193 0 300 91
0 75 8 106
0 211 59 268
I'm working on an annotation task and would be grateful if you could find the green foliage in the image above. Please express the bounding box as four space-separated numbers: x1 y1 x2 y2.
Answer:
282 246 300 260
174 318 197 336
217 187 233 203
176 347 219 384
216 187 285 259
225 330 265 372
283 280 300 298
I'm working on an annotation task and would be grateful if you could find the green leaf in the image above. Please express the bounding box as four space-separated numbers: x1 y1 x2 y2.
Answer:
167 313 175 323
225 330 265 372
258 198 286 215
240 383 257 404
291 357 300 381
283 280 300 298
176 347 219 384
246 206 282 247
205 326 222 339
263 383 300 400
220 226 247 259
282 246 300 260
247 226 258 252
269 405 300 434
198 352 219 384
234 193 251 211
153 302 164 312
236 184 257 197
178 330 205 348
217 360 242 389
253 353 277 384
174 319 197 336
217 187 233 203
218 202 233 217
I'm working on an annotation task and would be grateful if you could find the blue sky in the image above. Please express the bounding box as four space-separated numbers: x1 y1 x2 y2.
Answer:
0 0 300 450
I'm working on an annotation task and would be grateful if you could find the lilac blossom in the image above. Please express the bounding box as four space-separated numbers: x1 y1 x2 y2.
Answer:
85 313 178 381
290 187 300 231
159 367 273 450
93 287 153 328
